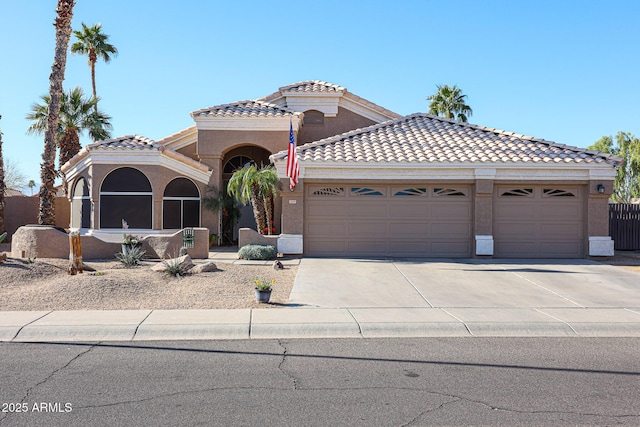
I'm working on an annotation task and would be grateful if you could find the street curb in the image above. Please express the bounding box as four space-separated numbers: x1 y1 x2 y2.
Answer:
2 308 640 341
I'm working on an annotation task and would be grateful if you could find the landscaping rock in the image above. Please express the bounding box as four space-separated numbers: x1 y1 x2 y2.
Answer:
192 262 217 274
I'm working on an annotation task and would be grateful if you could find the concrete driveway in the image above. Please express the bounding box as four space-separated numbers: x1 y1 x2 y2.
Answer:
289 258 640 309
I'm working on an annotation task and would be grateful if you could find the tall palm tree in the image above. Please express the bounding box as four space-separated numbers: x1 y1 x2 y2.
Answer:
71 22 118 111
27 86 112 195
28 180 36 196
227 165 280 235
39 0 75 226
0 115 5 234
427 84 473 122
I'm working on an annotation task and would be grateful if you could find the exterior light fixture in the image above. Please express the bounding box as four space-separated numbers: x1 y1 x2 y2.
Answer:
597 184 605 194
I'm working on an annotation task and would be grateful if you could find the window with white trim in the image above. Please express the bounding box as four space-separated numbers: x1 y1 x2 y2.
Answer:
163 178 201 229
71 177 91 228
100 167 153 229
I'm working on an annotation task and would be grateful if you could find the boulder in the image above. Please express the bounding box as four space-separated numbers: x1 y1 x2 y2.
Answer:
192 262 217 274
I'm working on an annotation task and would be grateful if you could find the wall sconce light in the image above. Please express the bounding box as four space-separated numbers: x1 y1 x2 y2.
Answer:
597 184 605 194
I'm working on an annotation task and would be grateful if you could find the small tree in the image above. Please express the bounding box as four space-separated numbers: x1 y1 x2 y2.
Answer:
3 159 28 191
227 164 280 235
28 180 36 196
588 132 640 202
202 185 241 245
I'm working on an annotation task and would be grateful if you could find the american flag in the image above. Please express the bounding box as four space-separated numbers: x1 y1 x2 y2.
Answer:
286 117 299 190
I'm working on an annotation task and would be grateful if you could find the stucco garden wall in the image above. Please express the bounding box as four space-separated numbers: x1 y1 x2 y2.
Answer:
4 197 70 241
11 225 210 260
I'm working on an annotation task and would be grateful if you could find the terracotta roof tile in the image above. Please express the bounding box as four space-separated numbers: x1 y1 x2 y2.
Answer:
272 113 619 165
278 80 346 93
191 100 298 118
87 135 158 150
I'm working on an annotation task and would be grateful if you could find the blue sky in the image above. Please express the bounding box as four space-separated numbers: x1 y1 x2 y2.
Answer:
1 0 639 191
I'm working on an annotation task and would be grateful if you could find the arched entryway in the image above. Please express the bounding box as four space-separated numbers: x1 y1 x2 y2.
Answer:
100 167 153 229
221 146 272 241
71 177 91 229
163 177 201 229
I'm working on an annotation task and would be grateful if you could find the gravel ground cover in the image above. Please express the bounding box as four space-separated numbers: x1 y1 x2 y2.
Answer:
0 249 637 311
0 257 296 310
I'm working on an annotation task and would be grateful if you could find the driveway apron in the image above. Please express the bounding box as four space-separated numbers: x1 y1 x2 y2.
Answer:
289 258 640 309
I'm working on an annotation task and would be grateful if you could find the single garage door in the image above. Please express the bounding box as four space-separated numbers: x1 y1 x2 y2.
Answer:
304 184 473 257
493 186 585 258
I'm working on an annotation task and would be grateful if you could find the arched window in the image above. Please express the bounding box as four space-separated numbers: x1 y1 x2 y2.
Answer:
100 167 153 229
71 177 91 228
163 178 201 229
223 155 254 174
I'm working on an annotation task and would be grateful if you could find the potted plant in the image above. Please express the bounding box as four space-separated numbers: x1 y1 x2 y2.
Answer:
122 233 142 255
253 278 274 303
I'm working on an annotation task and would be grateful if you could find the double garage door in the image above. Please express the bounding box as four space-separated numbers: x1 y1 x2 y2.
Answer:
304 184 473 257
304 183 586 258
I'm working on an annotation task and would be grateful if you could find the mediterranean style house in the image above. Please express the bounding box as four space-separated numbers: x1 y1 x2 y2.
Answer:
61 80 618 258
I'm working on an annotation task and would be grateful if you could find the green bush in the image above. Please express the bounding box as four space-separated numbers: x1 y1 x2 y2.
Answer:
115 246 145 267
238 244 276 260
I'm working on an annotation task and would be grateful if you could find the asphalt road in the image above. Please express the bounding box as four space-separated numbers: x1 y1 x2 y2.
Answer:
1 338 639 426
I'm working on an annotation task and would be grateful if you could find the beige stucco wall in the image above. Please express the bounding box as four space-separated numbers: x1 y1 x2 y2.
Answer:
280 178 304 234
11 225 210 259
297 107 377 144
474 179 493 236
4 196 70 240
588 179 614 236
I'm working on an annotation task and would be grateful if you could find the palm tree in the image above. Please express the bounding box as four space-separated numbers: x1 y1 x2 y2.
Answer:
258 166 280 235
427 84 473 122
202 185 242 245
0 115 5 234
28 180 36 196
227 165 280 235
27 86 112 195
39 0 75 226
71 22 118 111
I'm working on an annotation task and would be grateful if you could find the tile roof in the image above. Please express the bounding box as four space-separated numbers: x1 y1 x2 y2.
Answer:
191 100 299 118
272 113 618 165
278 80 346 93
259 80 401 121
87 135 159 150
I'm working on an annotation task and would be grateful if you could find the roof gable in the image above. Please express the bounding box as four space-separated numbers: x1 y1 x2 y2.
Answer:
260 80 400 123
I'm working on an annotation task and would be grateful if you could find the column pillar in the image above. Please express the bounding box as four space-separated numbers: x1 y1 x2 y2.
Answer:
474 178 494 256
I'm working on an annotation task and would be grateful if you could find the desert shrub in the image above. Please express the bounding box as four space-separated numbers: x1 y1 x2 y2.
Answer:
161 257 192 278
115 246 145 267
238 244 276 260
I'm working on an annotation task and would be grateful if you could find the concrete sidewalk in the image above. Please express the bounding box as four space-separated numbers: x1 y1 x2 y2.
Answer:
2 255 640 342
1 307 640 342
